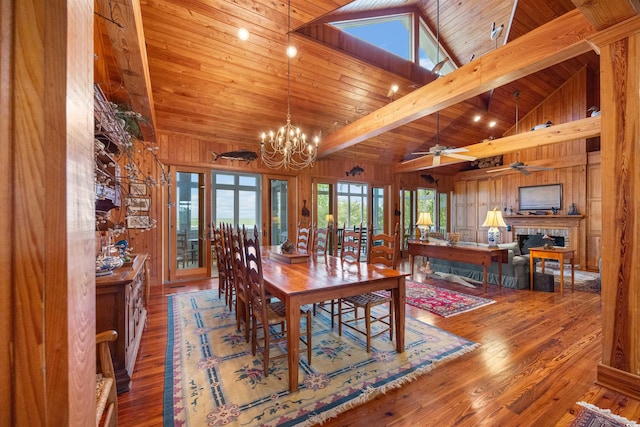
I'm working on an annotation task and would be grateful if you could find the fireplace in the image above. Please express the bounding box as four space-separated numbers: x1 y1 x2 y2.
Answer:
518 234 565 254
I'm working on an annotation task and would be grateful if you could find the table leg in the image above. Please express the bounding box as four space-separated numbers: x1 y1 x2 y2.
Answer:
497 259 503 289
559 255 565 294
571 258 575 292
409 254 414 277
393 277 406 353
286 297 301 392
530 255 534 291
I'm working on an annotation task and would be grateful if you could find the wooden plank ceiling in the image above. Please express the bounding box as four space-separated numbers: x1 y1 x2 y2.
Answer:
95 0 603 174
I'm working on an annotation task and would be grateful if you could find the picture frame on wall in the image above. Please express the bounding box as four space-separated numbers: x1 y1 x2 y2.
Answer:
129 182 147 196
126 215 150 229
127 197 151 212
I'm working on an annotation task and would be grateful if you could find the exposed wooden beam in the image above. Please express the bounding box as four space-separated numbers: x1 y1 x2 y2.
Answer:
395 116 601 173
318 9 597 158
96 0 157 141
572 0 640 30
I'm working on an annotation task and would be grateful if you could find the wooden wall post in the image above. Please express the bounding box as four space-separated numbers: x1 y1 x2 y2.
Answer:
595 21 640 399
5 0 96 424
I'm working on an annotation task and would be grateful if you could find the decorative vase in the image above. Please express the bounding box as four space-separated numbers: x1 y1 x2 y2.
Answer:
281 240 295 254
301 199 310 217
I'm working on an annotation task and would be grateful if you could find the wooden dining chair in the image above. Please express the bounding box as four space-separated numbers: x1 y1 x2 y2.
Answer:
312 227 329 259
243 225 312 376
338 223 398 352
96 330 118 427
295 221 314 254
213 227 229 304
340 224 362 264
311 227 337 325
229 225 252 342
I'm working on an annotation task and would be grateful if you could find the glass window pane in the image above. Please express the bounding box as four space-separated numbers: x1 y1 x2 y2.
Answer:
418 18 455 75
332 15 411 60
216 189 235 224
239 176 256 186
239 190 257 228
215 174 235 185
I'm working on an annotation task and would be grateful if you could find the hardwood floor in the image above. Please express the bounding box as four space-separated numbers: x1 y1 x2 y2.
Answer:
118 261 640 426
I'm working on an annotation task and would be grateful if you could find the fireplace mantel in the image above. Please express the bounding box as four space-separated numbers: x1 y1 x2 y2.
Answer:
504 215 584 227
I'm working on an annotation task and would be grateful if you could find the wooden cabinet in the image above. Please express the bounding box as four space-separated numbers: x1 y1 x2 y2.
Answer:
96 254 148 393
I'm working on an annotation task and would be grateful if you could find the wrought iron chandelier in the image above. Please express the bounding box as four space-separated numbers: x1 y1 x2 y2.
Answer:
260 0 319 170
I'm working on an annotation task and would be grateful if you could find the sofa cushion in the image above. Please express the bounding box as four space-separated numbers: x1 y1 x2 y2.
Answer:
498 241 521 256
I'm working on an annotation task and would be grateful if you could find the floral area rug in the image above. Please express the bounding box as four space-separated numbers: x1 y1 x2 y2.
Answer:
163 290 478 426
571 402 640 426
402 279 496 318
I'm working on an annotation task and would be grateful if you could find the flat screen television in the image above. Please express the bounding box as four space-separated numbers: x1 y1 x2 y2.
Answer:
518 184 562 211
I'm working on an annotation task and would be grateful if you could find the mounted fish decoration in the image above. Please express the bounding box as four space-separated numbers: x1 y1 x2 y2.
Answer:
346 165 364 177
211 150 257 163
531 120 552 131
420 174 439 186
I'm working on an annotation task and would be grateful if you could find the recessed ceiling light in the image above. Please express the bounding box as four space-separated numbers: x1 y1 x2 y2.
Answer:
489 120 497 128
473 115 481 122
286 45 297 58
238 28 249 41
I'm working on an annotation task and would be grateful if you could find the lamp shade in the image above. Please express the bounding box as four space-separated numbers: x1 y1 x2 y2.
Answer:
482 208 507 227
416 212 434 226
325 214 334 225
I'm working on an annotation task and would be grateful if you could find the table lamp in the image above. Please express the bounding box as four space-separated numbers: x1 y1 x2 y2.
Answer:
416 212 434 242
482 208 507 247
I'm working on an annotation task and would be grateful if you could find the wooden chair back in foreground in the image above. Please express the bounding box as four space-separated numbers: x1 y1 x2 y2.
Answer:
340 223 362 264
96 330 118 427
367 223 400 269
230 225 251 342
244 225 312 375
213 226 231 305
296 221 314 254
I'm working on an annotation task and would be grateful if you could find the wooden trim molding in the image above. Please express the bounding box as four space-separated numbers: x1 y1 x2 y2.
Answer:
597 364 640 400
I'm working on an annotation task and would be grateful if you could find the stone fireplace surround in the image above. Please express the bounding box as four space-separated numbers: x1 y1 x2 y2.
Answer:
505 215 584 267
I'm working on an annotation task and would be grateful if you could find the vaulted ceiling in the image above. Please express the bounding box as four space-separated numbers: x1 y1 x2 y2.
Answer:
94 0 632 174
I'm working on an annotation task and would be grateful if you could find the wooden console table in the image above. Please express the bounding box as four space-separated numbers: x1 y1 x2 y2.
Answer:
96 253 149 393
407 241 508 292
528 247 575 293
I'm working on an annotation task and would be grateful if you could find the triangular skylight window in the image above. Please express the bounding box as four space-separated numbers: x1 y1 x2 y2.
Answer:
330 12 456 75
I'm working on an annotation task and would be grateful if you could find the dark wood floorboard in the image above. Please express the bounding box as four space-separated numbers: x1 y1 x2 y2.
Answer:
117 261 640 426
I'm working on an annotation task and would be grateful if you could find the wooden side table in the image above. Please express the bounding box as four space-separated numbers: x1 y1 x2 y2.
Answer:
529 247 575 293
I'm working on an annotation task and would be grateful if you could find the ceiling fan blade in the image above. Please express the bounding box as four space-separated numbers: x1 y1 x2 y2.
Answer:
525 166 555 171
443 147 469 154
432 154 441 166
411 151 433 155
487 167 512 173
519 168 532 176
445 153 476 161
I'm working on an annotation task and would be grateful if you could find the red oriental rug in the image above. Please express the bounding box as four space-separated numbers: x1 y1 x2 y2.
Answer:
403 279 496 318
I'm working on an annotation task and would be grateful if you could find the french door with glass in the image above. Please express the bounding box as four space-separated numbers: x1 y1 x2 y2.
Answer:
167 167 209 281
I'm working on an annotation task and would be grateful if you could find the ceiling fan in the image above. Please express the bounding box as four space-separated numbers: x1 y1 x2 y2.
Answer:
487 90 554 176
413 144 476 166
486 152 554 176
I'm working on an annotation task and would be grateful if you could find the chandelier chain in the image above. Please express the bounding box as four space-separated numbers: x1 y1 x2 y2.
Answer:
259 0 319 170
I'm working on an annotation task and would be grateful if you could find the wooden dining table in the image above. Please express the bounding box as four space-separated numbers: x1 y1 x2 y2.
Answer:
260 246 409 392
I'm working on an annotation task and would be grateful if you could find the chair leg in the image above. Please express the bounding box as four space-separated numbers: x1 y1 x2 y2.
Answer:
389 300 394 341
338 300 343 336
365 304 372 353
306 310 312 364
263 326 270 377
